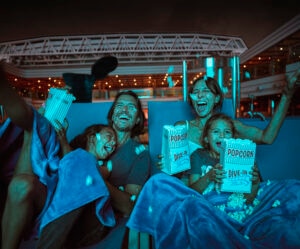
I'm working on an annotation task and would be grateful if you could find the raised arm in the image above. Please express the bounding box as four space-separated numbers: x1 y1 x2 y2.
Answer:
234 67 300 144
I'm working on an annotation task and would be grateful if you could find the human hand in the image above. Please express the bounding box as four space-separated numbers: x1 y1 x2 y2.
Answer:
55 118 69 140
99 164 111 180
251 164 261 185
245 164 260 204
156 154 164 170
284 67 300 95
209 164 225 184
54 118 71 155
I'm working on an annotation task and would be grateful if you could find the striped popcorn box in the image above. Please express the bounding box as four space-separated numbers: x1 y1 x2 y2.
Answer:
220 138 256 193
161 124 190 175
44 88 76 129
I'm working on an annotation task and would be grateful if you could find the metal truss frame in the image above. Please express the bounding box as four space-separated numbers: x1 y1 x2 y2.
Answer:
0 33 247 77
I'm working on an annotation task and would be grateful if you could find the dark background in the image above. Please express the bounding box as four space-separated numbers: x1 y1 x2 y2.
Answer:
1 0 299 47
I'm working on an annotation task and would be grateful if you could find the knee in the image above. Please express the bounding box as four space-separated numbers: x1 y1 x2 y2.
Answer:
7 175 36 203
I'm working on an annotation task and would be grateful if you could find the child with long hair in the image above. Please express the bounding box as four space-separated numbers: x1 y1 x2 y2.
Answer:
189 113 261 204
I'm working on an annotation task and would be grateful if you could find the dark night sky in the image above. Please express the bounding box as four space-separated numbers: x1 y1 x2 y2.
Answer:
0 0 299 48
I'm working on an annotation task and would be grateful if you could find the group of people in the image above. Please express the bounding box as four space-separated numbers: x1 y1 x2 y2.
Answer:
0 58 300 249
127 71 300 248
0 61 151 249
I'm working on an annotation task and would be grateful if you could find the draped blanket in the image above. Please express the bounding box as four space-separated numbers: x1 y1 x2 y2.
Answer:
127 173 300 249
39 149 116 231
1 110 115 237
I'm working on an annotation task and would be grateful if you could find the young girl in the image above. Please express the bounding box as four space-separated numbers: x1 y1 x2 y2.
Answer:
189 113 261 205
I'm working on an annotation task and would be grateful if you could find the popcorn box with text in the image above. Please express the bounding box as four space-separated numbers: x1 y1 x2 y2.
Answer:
161 125 190 175
220 138 256 193
44 88 75 129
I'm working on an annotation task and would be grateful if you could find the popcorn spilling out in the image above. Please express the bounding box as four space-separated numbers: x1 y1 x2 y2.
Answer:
272 200 281 208
85 175 93 186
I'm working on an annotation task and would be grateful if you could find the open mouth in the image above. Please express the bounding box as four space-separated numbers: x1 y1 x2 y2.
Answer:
104 144 114 154
196 101 207 111
118 114 130 120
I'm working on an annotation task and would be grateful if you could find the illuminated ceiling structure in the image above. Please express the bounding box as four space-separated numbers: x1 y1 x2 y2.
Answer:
0 14 299 97
0 33 247 78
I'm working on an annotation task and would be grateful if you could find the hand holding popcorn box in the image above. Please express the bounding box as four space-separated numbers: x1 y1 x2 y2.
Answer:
44 88 76 129
161 125 190 175
220 138 256 193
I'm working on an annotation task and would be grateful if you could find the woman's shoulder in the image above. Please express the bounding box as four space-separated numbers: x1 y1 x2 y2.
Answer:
174 120 187 126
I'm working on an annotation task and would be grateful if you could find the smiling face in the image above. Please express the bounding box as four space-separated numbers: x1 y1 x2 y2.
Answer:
111 94 140 133
93 127 116 160
190 79 220 118
205 119 233 158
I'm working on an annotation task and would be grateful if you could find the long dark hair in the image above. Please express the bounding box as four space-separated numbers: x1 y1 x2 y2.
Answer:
70 124 113 149
107 90 145 137
189 76 224 112
200 113 235 149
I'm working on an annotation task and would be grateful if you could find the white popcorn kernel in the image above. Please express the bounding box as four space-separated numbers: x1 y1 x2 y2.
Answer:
85 175 93 186
130 195 137 202
107 160 112 172
272 200 281 208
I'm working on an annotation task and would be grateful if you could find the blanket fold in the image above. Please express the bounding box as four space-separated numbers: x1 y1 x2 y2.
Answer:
29 110 115 235
40 149 116 231
127 173 300 249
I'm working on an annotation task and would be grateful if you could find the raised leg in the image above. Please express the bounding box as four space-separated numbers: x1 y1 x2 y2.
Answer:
1 131 47 249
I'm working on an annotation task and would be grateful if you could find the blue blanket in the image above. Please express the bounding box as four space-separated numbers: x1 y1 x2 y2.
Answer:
1 110 116 237
30 112 116 235
127 173 300 249
39 149 116 231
